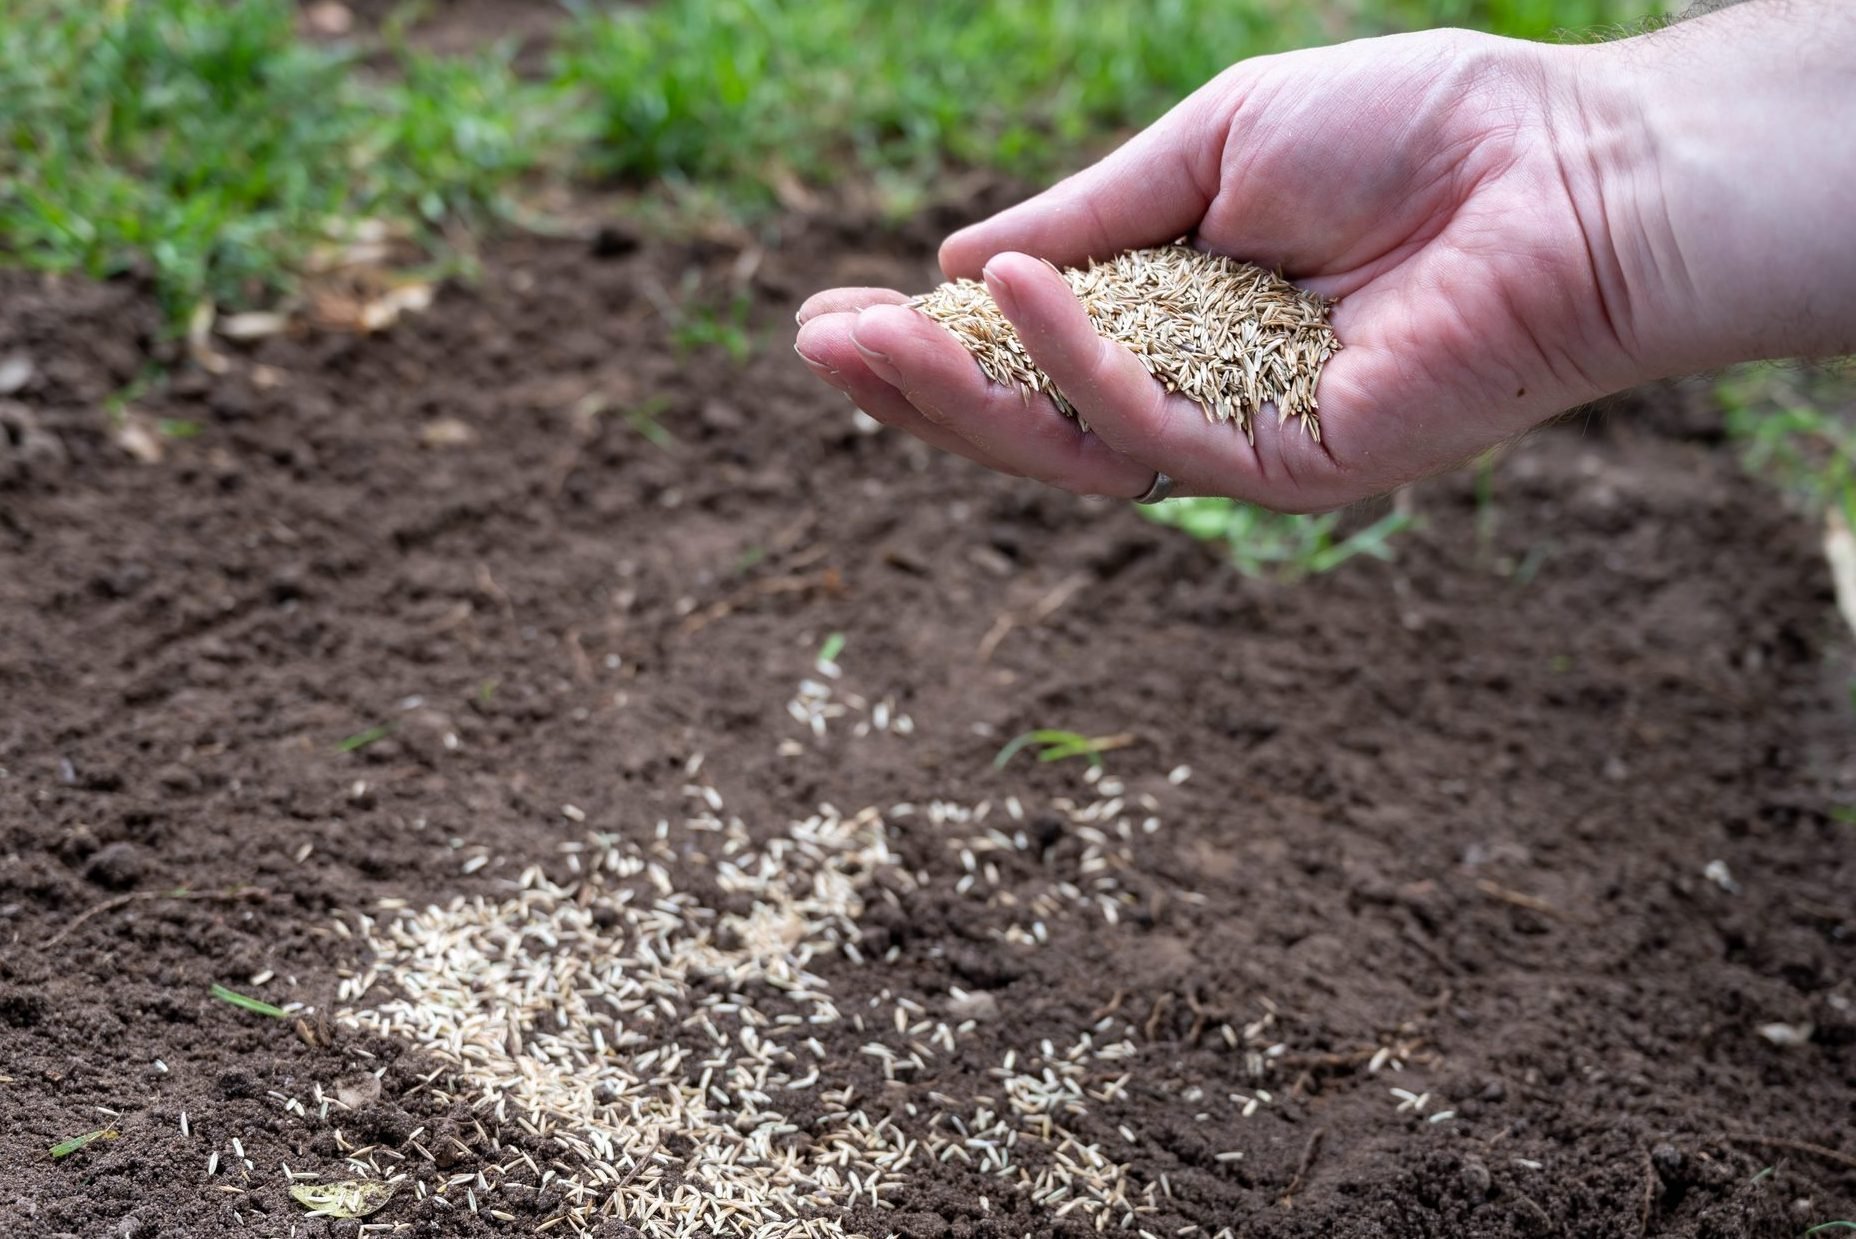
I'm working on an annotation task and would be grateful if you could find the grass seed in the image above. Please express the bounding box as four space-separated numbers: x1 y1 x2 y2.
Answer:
908 245 1340 442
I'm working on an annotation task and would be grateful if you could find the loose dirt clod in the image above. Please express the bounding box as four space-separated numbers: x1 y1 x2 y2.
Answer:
908 245 1340 441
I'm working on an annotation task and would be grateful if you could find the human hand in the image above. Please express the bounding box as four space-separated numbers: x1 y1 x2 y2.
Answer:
795 28 1667 511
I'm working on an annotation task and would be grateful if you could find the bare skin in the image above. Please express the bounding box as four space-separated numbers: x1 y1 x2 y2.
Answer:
794 2 1856 511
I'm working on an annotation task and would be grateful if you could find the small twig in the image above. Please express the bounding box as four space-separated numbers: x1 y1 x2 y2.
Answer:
1143 992 1174 1043
617 1128 662 1192
1723 1133 1856 1172
1513 1193 1552 1229
44 887 270 948
977 571 1091 663
678 568 843 636
475 562 516 627
1184 991 1209 1047
417 600 475 638
1475 879 1559 917
1275 1039 1425 1073
563 627 592 683
1279 1128 1325 1207
975 613 1016 664
1089 989 1127 1022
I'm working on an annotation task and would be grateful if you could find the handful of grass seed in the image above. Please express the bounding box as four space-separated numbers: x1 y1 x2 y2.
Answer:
908 245 1340 442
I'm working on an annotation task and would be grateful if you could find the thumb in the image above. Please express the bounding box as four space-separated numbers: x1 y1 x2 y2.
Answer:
938 84 1228 279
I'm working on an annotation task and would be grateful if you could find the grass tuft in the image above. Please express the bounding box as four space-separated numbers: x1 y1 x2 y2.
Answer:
1139 497 1411 580
994 729 1132 771
555 0 1663 214
1376 0 1662 40
670 291 756 363
0 0 564 325
1716 364 1856 527
555 0 1317 212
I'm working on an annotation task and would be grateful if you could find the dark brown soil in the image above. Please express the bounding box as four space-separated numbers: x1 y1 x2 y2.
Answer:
2 210 1853 1239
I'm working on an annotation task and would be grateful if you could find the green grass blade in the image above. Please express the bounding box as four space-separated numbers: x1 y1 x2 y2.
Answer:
1305 511 1414 574
50 1128 119 1158
993 731 1044 770
336 724 391 753
1034 739 1107 769
211 984 289 1019
996 729 1106 770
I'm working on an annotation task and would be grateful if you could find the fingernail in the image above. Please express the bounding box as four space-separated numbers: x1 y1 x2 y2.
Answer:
793 342 847 389
850 330 889 366
793 340 831 369
850 308 903 384
981 260 1019 317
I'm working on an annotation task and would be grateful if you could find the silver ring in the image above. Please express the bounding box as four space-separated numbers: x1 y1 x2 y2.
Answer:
1134 471 1174 505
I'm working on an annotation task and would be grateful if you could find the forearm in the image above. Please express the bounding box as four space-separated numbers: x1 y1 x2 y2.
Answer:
1563 0 1856 376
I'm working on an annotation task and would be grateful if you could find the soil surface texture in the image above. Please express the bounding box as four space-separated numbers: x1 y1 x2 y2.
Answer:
2 211 1853 1239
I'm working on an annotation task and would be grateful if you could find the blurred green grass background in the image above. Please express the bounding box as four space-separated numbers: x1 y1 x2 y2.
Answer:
16 0 1854 586
0 0 1664 323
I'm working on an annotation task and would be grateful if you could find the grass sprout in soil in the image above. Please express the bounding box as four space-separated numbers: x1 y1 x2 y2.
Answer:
1140 496 1414 580
0 0 561 324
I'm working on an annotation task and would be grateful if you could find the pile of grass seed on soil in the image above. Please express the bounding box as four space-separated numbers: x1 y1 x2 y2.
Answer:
910 244 1340 440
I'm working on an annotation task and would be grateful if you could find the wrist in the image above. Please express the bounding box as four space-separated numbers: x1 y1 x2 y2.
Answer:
1564 4 1856 377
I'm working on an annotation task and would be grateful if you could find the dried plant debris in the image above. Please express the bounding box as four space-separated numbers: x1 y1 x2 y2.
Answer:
909 244 1340 441
289 1179 397 1219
